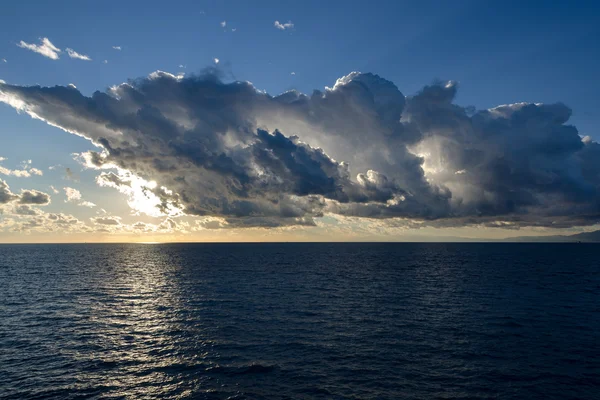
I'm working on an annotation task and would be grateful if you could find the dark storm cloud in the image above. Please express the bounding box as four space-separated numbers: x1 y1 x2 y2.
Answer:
18 190 51 205
0 179 51 206
1 70 599 228
0 179 19 204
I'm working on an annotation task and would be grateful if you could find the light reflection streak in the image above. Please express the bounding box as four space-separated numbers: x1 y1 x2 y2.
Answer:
68 245 213 397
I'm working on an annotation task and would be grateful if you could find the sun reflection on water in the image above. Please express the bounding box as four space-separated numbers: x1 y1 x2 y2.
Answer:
68 245 215 397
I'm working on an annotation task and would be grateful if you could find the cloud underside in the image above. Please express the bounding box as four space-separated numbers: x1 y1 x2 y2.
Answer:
1 179 51 205
1 71 599 229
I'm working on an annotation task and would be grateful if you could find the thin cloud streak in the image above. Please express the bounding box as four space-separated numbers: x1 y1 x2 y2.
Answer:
66 48 92 61
17 37 61 60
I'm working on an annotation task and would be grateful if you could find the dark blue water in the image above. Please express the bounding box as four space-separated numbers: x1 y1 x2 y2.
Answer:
0 243 598 399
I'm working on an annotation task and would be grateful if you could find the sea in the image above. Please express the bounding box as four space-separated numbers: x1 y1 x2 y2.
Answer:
0 243 598 399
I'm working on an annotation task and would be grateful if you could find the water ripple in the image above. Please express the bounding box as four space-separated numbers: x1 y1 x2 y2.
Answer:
1 243 599 399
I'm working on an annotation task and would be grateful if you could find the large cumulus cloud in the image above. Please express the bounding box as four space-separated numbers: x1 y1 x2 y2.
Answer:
1 70 598 228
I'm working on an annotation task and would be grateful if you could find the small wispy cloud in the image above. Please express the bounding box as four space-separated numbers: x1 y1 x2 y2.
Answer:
220 21 226 28
17 37 61 60
0 158 43 178
112 46 121 51
291 72 296 75
1 59 6 63
66 48 92 61
64 187 82 202
179 64 186 69
0 166 43 178
232 28 237 32
274 20 294 30
64 186 96 208
103 60 108 64
214 58 220 64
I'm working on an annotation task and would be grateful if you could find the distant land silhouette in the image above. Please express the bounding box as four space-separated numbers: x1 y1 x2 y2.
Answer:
401 229 600 243
499 229 600 242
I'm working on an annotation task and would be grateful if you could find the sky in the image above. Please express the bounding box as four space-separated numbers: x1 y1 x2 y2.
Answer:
0 0 599 242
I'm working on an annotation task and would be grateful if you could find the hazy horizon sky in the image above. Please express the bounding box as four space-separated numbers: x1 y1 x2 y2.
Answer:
1 0 599 242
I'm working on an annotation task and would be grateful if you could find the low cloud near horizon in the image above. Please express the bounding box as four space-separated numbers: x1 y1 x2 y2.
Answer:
0 70 599 231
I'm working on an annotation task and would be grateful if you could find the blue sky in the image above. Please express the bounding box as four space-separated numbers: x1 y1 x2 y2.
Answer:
1 0 599 241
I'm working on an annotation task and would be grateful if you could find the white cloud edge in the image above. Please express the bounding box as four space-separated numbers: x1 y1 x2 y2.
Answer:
17 37 61 60
274 20 294 30
66 48 92 61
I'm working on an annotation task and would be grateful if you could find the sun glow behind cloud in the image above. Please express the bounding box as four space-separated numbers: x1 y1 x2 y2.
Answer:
1 68 600 242
95 168 184 218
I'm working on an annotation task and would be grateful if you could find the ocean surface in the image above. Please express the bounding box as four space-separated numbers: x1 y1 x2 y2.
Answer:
0 243 598 399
